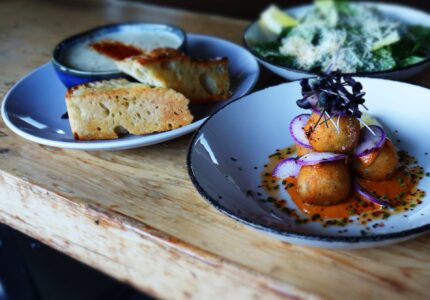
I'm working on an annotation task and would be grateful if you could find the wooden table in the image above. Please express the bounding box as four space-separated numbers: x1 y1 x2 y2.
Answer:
1 1 430 299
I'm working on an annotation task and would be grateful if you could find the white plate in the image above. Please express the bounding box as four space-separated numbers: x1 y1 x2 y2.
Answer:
1 34 259 151
187 78 430 249
243 3 430 80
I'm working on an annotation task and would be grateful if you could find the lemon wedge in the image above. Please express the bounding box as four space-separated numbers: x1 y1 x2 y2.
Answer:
372 31 400 51
259 5 298 35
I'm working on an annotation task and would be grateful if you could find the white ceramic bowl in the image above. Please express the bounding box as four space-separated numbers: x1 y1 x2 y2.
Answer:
243 3 430 80
187 78 430 249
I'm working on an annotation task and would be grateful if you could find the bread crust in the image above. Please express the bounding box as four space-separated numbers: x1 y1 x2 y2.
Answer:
65 79 193 140
116 48 230 104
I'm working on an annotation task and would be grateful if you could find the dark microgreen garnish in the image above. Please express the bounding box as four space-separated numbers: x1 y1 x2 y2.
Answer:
297 72 368 131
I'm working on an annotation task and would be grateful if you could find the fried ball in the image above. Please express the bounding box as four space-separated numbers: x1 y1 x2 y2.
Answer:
304 113 360 154
296 144 313 157
352 139 398 181
297 160 351 206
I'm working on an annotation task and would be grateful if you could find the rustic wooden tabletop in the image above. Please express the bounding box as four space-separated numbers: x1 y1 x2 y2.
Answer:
1 0 430 299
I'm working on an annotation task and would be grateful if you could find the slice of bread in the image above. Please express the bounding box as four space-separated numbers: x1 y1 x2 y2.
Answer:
115 48 230 104
65 79 193 140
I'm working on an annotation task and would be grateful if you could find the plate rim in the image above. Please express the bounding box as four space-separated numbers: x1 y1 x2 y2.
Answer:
1 33 260 151
242 2 430 78
187 77 430 244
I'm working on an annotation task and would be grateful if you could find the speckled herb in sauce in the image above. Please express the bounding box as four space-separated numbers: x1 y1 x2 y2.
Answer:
257 145 427 227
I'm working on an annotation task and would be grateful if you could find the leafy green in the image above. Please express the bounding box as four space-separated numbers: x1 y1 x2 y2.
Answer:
278 27 293 40
366 48 396 71
252 41 281 57
391 25 430 62
372 31 400 51
335 0 357 16
252 41 296 67
399 56 425 67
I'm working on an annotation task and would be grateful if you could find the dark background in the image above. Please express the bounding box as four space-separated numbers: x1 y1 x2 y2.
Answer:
138 0 430 20
0 224 152 300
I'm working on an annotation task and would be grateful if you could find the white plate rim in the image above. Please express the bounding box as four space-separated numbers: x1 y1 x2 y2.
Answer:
187 77 430 244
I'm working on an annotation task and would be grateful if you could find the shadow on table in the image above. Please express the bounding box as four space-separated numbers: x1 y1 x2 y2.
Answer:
0 224 155 300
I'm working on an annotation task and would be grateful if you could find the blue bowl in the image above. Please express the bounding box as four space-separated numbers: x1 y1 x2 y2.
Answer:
52 22 187 88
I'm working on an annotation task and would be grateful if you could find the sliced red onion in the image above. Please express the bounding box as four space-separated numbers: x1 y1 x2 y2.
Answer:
289 114 312 149
353 125 386 158
308 94 319 107
297 152 348 166
353 180 390 207
272 158 301 178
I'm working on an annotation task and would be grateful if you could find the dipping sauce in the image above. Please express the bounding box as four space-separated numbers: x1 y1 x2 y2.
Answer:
61 30 182 72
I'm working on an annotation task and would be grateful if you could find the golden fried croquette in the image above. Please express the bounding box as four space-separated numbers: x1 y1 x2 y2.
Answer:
304 113 360 154
297 160 351 206
352 139 398 181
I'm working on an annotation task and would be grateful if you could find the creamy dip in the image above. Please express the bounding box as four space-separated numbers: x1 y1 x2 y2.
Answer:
62 30 182 72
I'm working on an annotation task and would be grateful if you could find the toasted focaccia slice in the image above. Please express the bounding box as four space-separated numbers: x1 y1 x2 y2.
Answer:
65 79 193 140
115 48 230 104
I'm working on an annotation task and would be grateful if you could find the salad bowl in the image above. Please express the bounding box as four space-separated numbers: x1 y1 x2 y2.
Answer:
244 3 430 80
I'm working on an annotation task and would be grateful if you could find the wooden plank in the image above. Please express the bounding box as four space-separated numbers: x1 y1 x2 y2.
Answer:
0 170 311 300
1 0 430 299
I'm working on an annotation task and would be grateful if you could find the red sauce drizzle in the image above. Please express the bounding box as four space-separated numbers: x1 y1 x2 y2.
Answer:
90 40 143 60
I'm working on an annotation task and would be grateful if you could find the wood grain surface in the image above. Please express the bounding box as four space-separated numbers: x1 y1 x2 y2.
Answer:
1 0 430 299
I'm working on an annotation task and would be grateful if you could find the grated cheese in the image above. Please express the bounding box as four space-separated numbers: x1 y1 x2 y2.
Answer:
278 3 400 73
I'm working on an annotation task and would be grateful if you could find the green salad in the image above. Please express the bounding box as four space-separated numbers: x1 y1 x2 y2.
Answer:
253 0 430 73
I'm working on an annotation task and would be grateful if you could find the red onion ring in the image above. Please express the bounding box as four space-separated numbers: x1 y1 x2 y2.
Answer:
297 152 348 166
289 114 312 149
272 158 301 178
308 94 319 107
353 125 386 157
353 180 390 207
